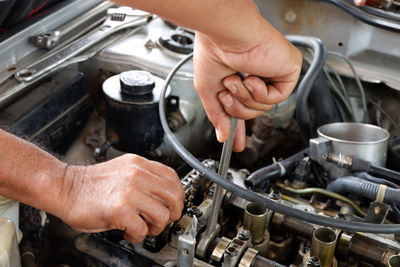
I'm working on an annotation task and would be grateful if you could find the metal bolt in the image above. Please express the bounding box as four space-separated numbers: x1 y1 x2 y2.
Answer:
283 10 297 23
174 225 185 236
226 245 239 257
144 39 157 49
238 230 251 241
307 256 321 267
227 172 233 181
270 190 281 201
207 188 215 197
191 207 203 218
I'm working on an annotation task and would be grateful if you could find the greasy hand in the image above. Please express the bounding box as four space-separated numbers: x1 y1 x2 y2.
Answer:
59 154 185 243
194 22 302 152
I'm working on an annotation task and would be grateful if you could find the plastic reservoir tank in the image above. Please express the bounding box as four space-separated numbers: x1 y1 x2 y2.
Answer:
0 196 21 267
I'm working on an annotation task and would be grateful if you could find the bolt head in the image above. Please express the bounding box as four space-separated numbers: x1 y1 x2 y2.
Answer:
238 230 251 241
284 10 297 23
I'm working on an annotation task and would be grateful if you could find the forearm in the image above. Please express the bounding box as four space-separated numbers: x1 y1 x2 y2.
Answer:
0 129 68 217
113 0 274 51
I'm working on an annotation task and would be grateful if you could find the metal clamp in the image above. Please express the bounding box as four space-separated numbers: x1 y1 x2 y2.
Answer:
178 216 198 267
15 7 153 83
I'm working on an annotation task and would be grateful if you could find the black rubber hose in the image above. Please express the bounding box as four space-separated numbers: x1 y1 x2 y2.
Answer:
286 36 327 141
327 177 400 205
159 53 400 234
369 165 400 184
245 148 309 189
354 172 400 189
307 62 341 131
351 158 400 184
320 0 400 32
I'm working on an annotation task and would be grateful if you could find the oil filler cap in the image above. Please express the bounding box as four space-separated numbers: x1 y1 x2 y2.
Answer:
120 70 156 96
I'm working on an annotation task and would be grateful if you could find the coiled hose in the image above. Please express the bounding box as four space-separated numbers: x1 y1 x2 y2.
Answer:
327 177 400 205
159 44 400 234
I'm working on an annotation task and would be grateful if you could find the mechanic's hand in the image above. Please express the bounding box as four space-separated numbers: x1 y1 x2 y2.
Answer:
353 0 367 6
194 24 302 152
59 154 185 243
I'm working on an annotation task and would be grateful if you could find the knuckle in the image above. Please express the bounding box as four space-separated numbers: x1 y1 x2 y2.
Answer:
135 232 146 242
154 210 170 228
138 227 148 240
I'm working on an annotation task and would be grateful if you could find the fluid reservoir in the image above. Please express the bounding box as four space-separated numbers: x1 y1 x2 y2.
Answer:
0 218 21 267
102 70 170 154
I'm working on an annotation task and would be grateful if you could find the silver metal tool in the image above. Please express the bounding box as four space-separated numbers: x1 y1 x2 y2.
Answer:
197 117 238 258
14 7 153 83
30 1 115 50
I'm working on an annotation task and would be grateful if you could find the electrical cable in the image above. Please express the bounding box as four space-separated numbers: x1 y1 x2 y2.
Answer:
325 65 349 100
327 51 368 121
320 0 400 32
369 99 400 132
159 52 400 234
324 69 355 121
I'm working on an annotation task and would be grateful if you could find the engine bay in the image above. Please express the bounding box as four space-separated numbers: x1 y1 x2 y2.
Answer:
1 1 400 267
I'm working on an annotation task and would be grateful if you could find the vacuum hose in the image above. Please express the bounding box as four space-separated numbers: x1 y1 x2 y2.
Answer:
327 177 400 205
159 40 400 234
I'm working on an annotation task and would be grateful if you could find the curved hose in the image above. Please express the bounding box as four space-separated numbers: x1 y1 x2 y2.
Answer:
354 172 400 189
327 177 400 205
362 5 400 23
159 53 400 234
286 36 327 140
320 0 400 32
245 148 309 189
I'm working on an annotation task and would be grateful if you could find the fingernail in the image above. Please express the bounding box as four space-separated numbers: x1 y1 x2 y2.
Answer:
216 129 222 142
228 84 238 94
220 93 234 107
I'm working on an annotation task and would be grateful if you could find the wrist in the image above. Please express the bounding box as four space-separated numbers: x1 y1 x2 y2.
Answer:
196 16 272 55
49 164 87 221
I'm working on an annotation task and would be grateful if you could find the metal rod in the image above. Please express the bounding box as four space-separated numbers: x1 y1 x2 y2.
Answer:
205 118 238 235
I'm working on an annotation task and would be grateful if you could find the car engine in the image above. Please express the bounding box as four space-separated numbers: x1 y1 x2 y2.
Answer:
0 0 400 266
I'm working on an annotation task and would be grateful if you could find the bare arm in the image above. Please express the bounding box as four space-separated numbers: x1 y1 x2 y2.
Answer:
0 129 68 217
114 0 302 151
0 129 184 242
114 0 267 50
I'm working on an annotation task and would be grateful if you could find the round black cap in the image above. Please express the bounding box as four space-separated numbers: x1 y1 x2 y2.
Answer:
120 71 156 96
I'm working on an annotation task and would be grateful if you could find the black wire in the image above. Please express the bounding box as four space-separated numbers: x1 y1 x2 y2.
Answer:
320 0 400 32
159 53 400 234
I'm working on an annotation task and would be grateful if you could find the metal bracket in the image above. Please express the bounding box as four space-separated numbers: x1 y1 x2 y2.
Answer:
178 216 198 267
